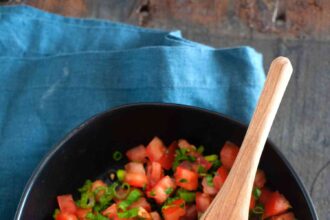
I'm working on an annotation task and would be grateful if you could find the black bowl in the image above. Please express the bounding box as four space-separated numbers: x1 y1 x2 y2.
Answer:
15 103 318 220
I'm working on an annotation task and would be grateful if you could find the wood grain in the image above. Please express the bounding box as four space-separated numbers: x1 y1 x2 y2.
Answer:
1 1 329 219
201 57 292 220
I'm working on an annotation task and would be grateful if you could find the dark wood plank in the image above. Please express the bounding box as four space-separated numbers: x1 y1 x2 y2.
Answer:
2 0 329 218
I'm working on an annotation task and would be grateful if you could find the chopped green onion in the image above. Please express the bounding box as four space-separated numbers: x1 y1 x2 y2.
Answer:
52 209 60 219
116 169 126 182
204 154 218 162
211 159 222 170
253 187 262 200
78 180 92 193
76 191 95 208
205 175 214 187
113 182 130 200
197 145 205 154
177 189 196 202
113 151 123 161
165 187 174 195
197 165 206 174
179 178 188 183
150 190 156 197
252 204 264 214
117 207 139 218
118 189 142 211
86 212 108 220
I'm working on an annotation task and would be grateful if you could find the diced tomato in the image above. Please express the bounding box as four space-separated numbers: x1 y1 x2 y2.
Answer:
263 191 291 219
148 176 176 204
259 187 273 204
136 207 152 219
270 212 296 220
202 177 218 196
57 195 77 214
250 195 256 210
125 162 146 174
75 208 91 220
56 212 78 220
220 141 239 169
159 141 178 170
102 204 118 219
189 152 212 172
124 172 148 188
196 192 212 213
213 166 228 191
175 166 198 191
162 199 186 220
147 161 164 188
178 139 195 151
126 145 147 162
254 169 266 188
91 180 107 201
180 204 198 220
129 197 152 212
150 211 162 220
146 137 167 162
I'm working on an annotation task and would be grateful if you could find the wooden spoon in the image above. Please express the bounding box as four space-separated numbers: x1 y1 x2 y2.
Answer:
200 57 293 220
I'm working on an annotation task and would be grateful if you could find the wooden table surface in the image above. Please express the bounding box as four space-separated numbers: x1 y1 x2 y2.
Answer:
2 0 329 219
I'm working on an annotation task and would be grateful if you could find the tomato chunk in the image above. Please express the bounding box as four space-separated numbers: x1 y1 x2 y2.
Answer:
102 204 118 219
124 172 148 188
147 161 164 188
75 208 91 219
263 191 291 218
180 204 198 220
175 166 198 191
178 139 195 151
213 166 228 191
150 211 162 220
126 144 147 162
196 192 212 213
254 169 266 188
146 137 167 162
129 197 151 212
57 195 77 214
148 175 176 204
56 212 78 220
220 141 239 169
270 212 296 220
159 141 177 170
91 180 107 201
202 176 218 196
250 195 256 210
259 187 273 204
162 199 186 220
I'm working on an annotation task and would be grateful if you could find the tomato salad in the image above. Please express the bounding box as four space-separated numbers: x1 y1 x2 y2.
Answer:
54 137 296 220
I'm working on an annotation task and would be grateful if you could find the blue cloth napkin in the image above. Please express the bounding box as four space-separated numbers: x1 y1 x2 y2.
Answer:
0 6 265 219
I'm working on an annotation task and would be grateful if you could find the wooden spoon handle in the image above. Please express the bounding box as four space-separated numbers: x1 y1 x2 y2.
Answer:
201 57 293 220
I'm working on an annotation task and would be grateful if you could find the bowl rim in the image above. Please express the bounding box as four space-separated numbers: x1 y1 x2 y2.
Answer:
14 102 319 220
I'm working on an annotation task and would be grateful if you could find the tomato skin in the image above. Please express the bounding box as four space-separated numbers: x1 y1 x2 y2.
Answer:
150 211 162 220
180 204 198 220
259 187 273 204
254 169 266 188
162 199 186 220
146 136 167 162
75 208 91 220
147 161 164 188
202 177 218 196
129 197 152 212
57 195 77 214
220 141 239 169
148 175 176 204
175 166 198 191
270 212 296 220
196 192 212 213
159 141 178 170
56 212 78 220
263 191 291 218
126 145 147 162
213 166 228 191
